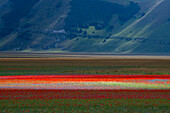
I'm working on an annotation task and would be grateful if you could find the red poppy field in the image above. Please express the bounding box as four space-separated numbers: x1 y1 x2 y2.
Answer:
0 58 170 112
0 89 169 112
0 75 170 112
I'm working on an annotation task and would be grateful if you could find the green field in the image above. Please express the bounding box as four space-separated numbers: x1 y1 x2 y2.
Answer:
0 99 169 113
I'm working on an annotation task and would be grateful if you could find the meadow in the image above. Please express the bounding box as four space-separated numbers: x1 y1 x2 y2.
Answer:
0 57 170 112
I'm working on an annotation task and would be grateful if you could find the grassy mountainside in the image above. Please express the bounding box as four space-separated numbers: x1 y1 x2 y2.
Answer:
113 0 170 53
0 0 169 53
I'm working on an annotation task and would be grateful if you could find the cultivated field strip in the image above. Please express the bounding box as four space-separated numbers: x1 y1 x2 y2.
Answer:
0 58 170 75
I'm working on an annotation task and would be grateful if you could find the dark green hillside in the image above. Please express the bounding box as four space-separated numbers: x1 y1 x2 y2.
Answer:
0 0 40 38
0 0 70 51
65 0 140 39
0 0 169 53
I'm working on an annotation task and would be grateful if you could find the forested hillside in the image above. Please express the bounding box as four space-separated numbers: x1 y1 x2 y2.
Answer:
0 0 169 53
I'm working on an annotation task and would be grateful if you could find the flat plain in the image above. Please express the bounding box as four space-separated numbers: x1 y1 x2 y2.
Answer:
0 56 170 75
0 53 170 112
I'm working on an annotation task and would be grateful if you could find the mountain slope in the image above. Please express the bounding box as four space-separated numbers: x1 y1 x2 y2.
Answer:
112 0 170 53
0 0 70 51
0 0 169 53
